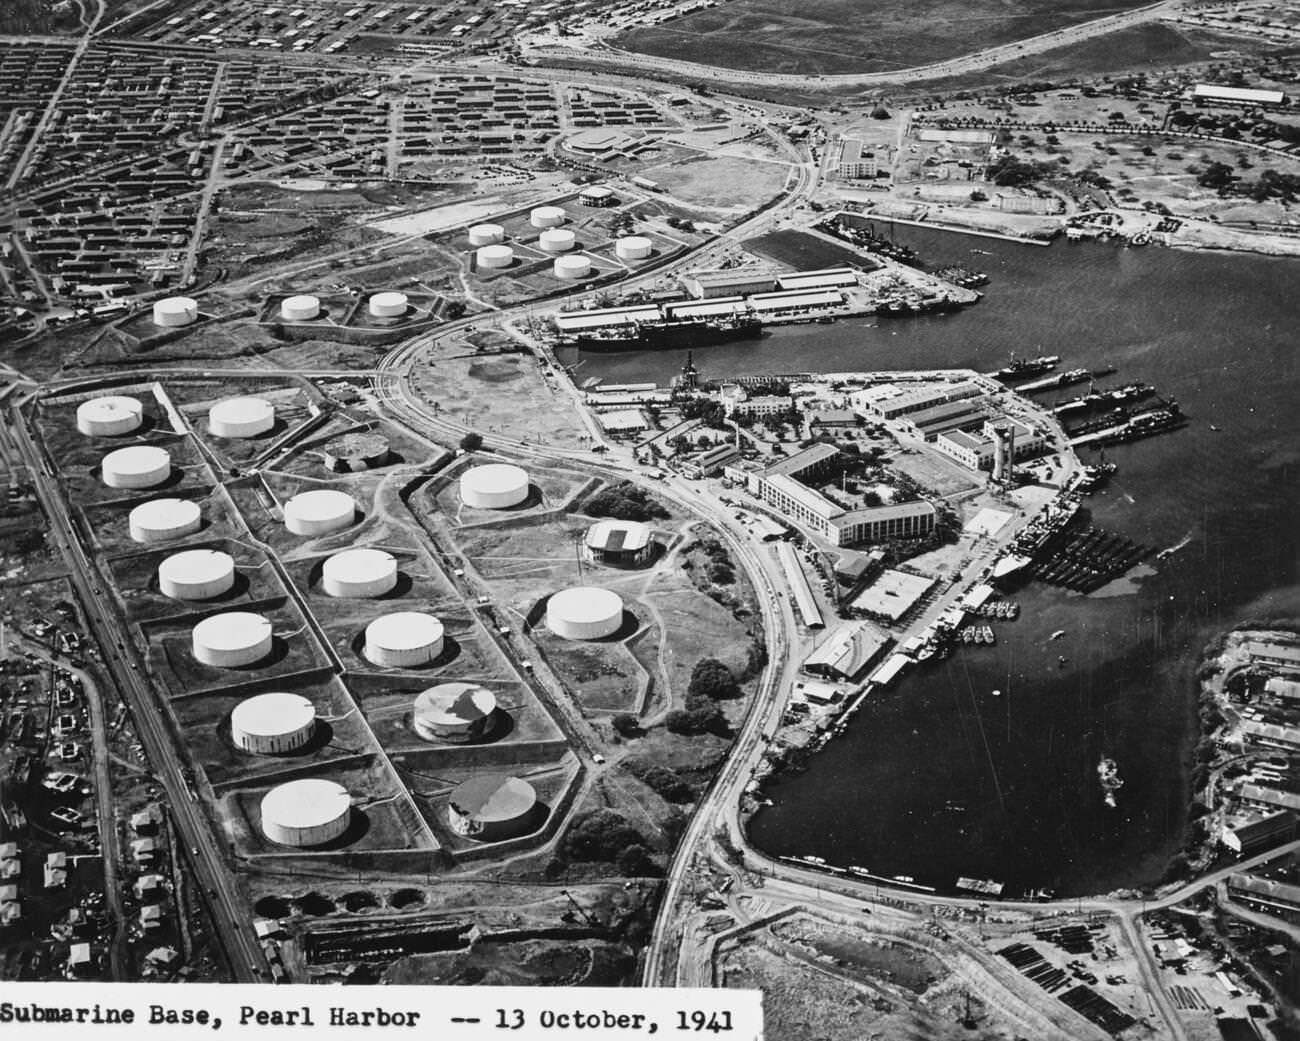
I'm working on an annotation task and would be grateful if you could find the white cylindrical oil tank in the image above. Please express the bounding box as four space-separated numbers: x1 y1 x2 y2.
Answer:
129 498 202 544
468 223 505 246
192 611 273 668
615 235 653 262
159 549 236 601
77 396 143 437
475 244 514 269
260 778 350 847
321 548 397 598
368 291 408 318
539 228 576 253
231 692 316 754
363 612 444 668
447 775 537 841
547 586 624 640
459 463 529 509
102 445 170 489
283 489 356 536
529 205 565 228
209 397 275 439
280 295 321 321
554 255 591 280
413 683 497 743
152 296 198 328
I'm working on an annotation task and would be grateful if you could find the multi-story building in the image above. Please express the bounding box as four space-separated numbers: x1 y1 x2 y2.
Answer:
838 137 878 179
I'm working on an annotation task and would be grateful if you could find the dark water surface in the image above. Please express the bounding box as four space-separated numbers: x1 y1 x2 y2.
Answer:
561 229 1300 895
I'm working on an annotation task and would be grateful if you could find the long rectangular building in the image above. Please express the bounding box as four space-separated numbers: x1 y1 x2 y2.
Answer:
774 541 824 629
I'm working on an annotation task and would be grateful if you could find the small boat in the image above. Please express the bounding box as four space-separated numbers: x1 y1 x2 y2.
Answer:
1058 655 1068 667
979 626 995 645
1209 424 1220 432
1050 629 1066 641
893 874 915 883
1098 757 1124 808
991 688 1002 697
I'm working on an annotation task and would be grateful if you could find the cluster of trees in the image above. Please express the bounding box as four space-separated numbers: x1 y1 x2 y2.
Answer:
987 154 1068 188
459 432 483 451
679 396 727 429
665 658 739 736
684 537 735 586
623 758 694 803
1198 162 1300 203
585 481 669 522
560 809 658 877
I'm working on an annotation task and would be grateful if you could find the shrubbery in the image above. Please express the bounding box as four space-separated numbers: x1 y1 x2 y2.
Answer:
585 481 669 522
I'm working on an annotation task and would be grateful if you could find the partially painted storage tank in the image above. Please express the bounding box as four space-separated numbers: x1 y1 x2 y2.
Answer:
280 295 321 322
363 611 444 668
209 397 275 439
192 611 273 668
459 463 529 509
368 291 408 318
129 498 202 544
102 445 170 489
283 489 356 536
468 223 505 246
321 548 397 598
158 549 236 601
152 297 198 328
447 774 537 841
413 683 497 743
476 244 514 269
547 586 623 640
231 692 316 754
77 396 143 437
260 778 350 847
529 205 566 228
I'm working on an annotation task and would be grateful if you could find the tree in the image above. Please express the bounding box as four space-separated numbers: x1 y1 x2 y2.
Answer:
562 810 645 862
459 432 483 451
611 713 641 738
665 697 727 736
1197 161 1236 192
585 481 669 521
616 843 658 877
870 106 890 120
689 658 741 701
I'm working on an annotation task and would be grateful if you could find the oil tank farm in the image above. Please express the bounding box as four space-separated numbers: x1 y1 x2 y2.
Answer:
231 692 316 754
101 445 170 489
539 228 576 253
129 498 202 544
554 255 591 280
476 244 515 269
547 586 624 640
530 205 566 229
363 611 444 668
468 223 505 246
323 432 390 472
368 291 408 319
280 295 321 322
260 778 350 847
412 683 497 743
152 297 198 328
584 520 654 566
447 774 537 841
283 489 357 536
77 396 143 437
459 463 529 509
158 548 236 601
192 611 273 668
209 397 275 439
322 548 397 598
615 236 653 262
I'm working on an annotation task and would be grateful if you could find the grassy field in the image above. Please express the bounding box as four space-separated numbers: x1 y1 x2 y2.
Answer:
617 0 1156 77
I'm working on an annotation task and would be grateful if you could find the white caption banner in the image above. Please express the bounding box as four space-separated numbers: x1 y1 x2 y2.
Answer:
0 983 762 1041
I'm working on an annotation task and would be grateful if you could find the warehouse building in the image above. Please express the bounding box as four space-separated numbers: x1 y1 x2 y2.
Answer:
585 520 655 566
802 621 891 681
776 267 860 292
1192 84 1285 108
852 381 983 420
682 271 777 299
1221 811 1296 856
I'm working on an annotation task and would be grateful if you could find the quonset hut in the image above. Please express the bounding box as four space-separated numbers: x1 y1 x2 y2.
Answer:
412 683 497 743
231 692 316 754
447 775 537 841
260 779 350 847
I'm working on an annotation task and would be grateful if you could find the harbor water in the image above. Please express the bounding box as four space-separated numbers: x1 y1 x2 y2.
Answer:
558 228 1300 896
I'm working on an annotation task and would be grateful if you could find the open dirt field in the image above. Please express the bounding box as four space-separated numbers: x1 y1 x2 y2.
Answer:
617 0 1156 77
